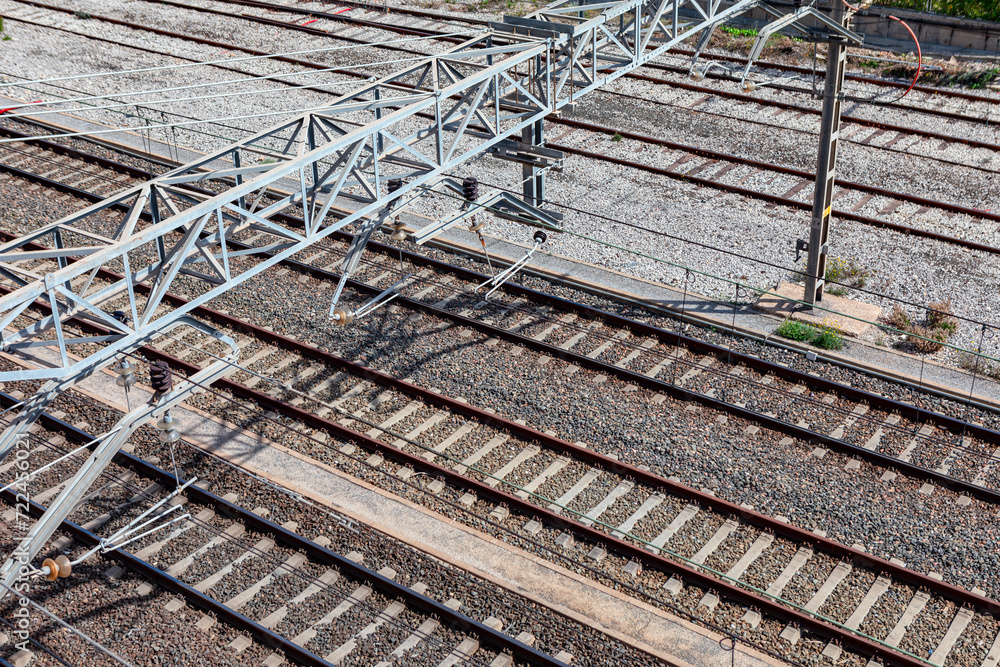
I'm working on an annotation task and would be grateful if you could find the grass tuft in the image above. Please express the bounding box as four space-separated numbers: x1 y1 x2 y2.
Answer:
776 320 816 342
813 327 844 351
776 319 844 351
719 25 758 37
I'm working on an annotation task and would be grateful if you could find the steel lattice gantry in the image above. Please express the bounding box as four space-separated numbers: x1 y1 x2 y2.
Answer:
0 0 763 578
0 0 761 385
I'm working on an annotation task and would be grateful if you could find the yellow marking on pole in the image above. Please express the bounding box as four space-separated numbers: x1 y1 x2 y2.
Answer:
823 205 832 218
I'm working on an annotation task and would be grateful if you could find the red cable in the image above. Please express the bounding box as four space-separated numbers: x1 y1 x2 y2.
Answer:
888 15 922 98
839 0 922 101
0 101 43 115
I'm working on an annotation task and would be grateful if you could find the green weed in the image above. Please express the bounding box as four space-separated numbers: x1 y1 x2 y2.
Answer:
719 25 758 37
776 319 817 342
776 319 845 351
825 257 868 291
813 327 844 351
955 67 999 90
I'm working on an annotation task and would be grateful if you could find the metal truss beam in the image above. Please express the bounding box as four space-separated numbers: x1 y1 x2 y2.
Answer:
0 0 764 383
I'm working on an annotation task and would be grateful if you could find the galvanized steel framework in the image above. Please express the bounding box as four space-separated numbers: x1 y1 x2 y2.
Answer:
0 0 763 384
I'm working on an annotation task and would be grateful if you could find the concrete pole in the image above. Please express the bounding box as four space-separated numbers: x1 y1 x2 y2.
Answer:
803 1 849 307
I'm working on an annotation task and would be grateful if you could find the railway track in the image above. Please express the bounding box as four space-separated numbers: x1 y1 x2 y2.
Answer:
233 0 1000 107
204 0 1000 128
2 8 1000 663
0 395 610 667
4 0 999 160
2 56 999 263
208 0 1000 140
12 258 1000 667
3 135 1000 503
4 146 1000 665
49 0 1000 149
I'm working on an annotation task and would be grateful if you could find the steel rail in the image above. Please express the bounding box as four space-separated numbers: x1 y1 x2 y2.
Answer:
8 188 1000 510
7 0 997 156
614 69 1000 152
4 182 997 662
215 0 995 133
1 406 803 667
627 62 992 126
0 496 337 666
204 252 1000 510
7 1 997 225
0 393 568 667
3 0 377 80
2 132 998 417
13 297 991 667
4 139 1000 439
662 48 1000 105
5 146 1000 496
3 182 997 621
151 0 432 55
10 97 1000 238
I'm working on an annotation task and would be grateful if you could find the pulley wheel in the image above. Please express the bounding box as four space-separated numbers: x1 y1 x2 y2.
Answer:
55 555 72 578
42 558 59 581
468 221 485 232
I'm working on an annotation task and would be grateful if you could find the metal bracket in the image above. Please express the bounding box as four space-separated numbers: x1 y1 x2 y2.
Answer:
487 139 565 171
687 19 725 76
795 238 808 263
412 190 562 247
0 320 238 599
739 5 863 91
476 230 547 299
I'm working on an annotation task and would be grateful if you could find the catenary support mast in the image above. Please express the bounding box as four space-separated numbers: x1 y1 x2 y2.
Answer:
803 1 849 306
